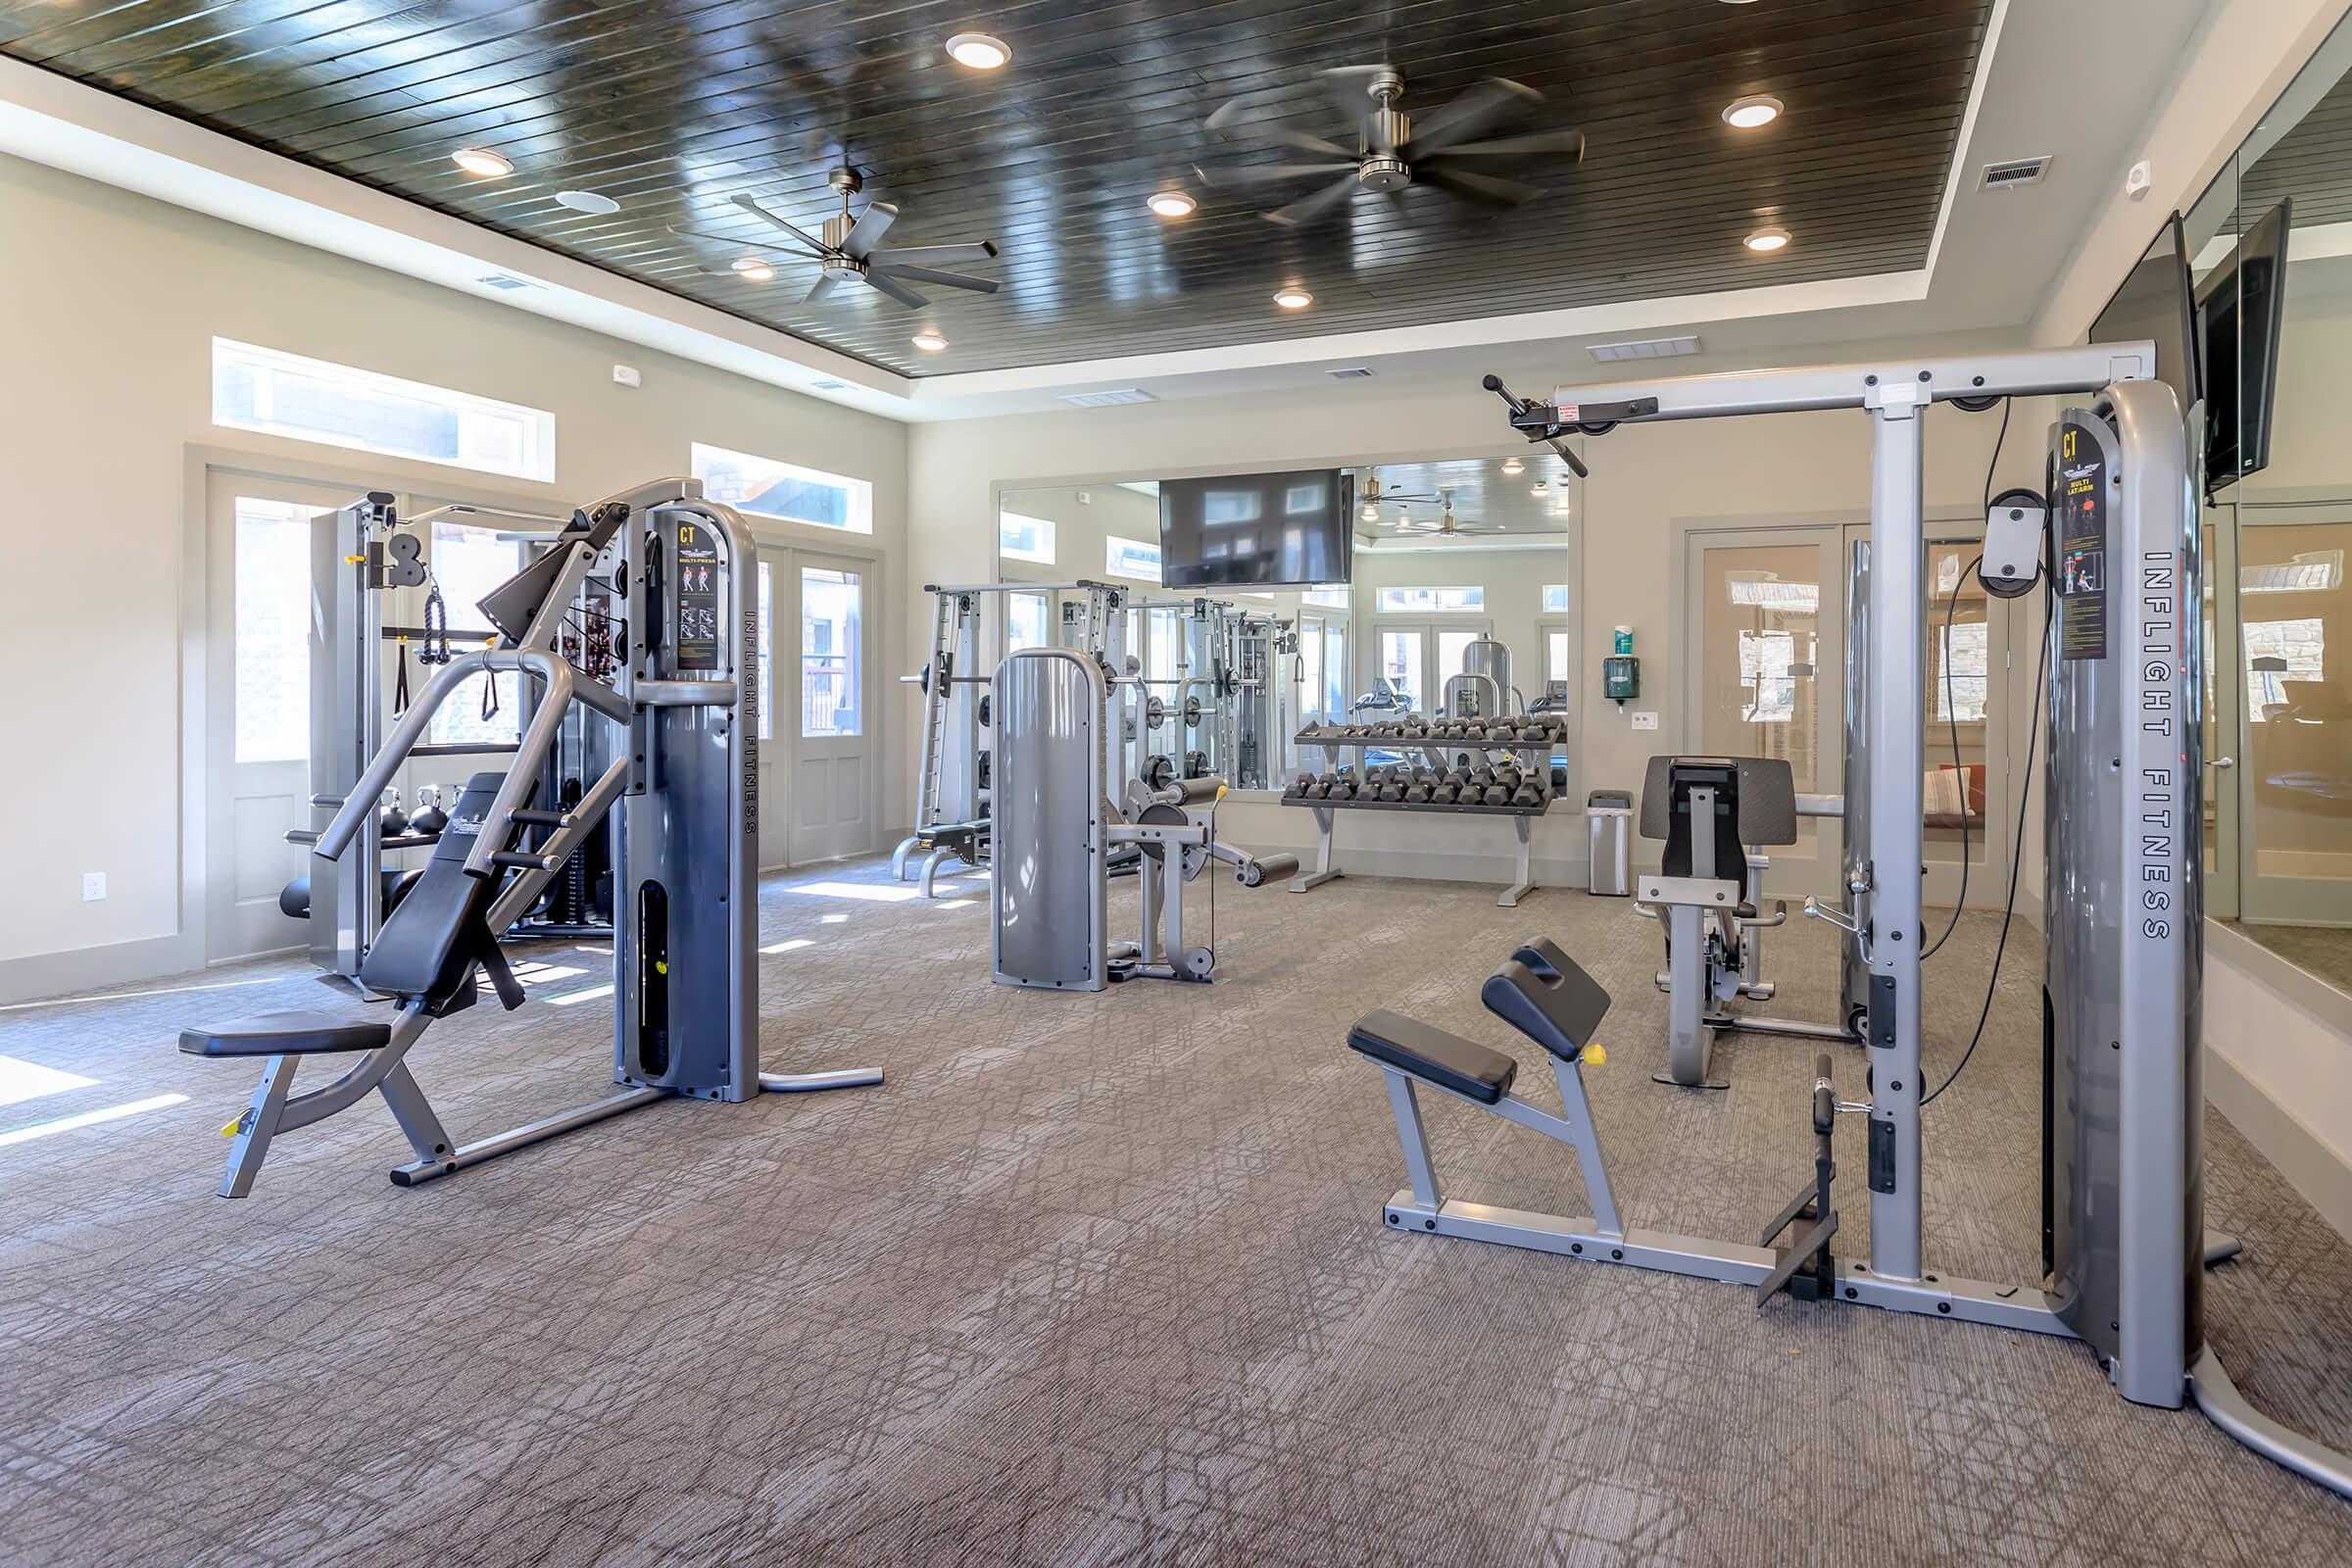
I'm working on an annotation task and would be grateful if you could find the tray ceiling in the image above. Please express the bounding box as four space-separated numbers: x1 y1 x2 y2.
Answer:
0 0 1994 377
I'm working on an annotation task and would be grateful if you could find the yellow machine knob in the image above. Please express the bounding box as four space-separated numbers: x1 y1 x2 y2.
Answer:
1584 1044 1606 1066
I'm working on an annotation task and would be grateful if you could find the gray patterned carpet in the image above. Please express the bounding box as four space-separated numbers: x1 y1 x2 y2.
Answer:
1 858 2347 1566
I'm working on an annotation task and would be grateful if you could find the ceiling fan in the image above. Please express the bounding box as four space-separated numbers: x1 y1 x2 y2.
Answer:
1358 468 1442 509
1393 490 1509 538
668 168 1001 309
1199 66 1585 228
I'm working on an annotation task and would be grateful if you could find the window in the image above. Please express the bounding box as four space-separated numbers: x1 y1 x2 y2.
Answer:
425 522 523 748
802 567 861 738
2246 617 2325 719
1437 629 1480 685
1303 586 1350 609
212 338 554 482
1105 535 1162 582
691 443 872 533
1375 586 1484 613
1006 591 1051 654
756 561 773 743
1547 630 1570 687
1739 629 1799 722
1933 621 1989 722
1000 513 1056 565
1542 584 1570 613
233 497 316 762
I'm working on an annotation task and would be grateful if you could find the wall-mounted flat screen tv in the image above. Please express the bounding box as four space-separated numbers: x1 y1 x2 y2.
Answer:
1159 469 1353 588
2197 197 2291 497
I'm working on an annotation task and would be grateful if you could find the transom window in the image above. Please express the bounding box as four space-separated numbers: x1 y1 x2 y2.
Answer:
212 338 555 482
1000 513 1056 564
1104 535 1162 582
691 443 873 533
1303 585 1350 609
1375 586 1485 613
1542 584 1570 613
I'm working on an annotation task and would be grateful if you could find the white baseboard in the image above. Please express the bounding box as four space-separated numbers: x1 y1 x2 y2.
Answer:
0 931 201 1007
2206 1045 2352 1244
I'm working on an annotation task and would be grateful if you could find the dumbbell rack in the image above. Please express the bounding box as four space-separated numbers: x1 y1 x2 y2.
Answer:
1283 732 1563 907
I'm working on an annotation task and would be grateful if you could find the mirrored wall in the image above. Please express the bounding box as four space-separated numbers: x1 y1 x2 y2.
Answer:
2179 13 2352 974
996 455 1583 793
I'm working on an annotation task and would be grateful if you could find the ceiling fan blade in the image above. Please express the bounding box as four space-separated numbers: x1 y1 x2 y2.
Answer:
801 273 839 306
1197 160 1360 187
1206 97 1356 160
872 264 1000 295
861 268 928 309
1431 127 1587 161
725 195 830 255
1266 172 1363 227
1417 163 1544 209
1318 67 1385 152
862 240 999 266
844 200 899 259
1403 76 1543 157
670 223 815 259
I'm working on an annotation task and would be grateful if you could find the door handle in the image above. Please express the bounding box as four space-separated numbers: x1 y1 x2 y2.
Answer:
2210 756 2236 770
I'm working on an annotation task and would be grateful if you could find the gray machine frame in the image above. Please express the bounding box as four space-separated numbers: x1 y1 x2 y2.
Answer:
196 479 879 1196
1357 345 2351 1497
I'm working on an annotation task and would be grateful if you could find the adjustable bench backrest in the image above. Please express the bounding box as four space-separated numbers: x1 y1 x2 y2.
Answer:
357 771 531 1012
1481 937 1611 1063
1641 756 1799 878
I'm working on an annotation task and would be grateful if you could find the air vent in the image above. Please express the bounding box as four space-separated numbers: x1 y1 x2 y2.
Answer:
475 273 533 290
1980 155 2053 190
810 379 847 391
1588 334 1700 364
1059 388 1156 407
1328 366 1378 380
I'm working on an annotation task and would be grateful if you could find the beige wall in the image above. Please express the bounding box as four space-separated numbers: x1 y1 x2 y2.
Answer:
0 152 907 994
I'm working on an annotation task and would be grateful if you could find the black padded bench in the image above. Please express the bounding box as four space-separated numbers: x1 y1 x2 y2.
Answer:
179 1012 394 1057
1348 1009 1517 1103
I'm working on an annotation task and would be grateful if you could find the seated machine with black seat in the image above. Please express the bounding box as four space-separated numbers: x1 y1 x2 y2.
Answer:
1633 756 1802 1087
181 478 879 1197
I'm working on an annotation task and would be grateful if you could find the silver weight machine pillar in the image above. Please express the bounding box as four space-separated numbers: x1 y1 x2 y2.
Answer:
992 648 1110 991
1862 376 1928 1282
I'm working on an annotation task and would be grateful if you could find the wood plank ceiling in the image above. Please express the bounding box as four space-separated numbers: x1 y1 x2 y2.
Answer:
0 0 1994 377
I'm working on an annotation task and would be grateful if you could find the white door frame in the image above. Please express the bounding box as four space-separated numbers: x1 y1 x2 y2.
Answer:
774 544 883 866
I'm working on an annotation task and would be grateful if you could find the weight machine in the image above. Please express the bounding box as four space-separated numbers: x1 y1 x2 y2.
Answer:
1348 348 2352 1497
180 479 879 1196
991 646 1296 990
288 494 618 988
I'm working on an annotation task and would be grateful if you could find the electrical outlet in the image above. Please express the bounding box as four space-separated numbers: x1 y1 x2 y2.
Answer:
82 871 106 902
612 364 642 388
1630 710 1660 731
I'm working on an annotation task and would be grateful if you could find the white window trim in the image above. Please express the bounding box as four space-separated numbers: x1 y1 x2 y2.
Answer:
1000 512 1057 565
690 442 874 534
1541 584 1571 614
212 337 556 483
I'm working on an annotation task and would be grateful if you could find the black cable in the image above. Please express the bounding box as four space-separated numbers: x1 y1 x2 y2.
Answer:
1923 593 2050 1106
1925 397 2010 958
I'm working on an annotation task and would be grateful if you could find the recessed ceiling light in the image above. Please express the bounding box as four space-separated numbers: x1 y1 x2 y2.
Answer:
451 148 514 178
1501 457 1524 475
1531 481 1548 496
1272 287 1314 310
1148 190 1197 219
1722 95 1783 129
1744 225 1791 253
732 257 776 281
554 189 620 215
1360 503 1379 522
911 329 950 352
946 32 1010 70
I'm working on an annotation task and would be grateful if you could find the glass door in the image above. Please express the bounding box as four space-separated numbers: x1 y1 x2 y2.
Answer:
2236 508 2352 924
204 470 360 961
2201 510 2242 919
1371 619 1491 714
1685 529 1843 897
785 554 873 864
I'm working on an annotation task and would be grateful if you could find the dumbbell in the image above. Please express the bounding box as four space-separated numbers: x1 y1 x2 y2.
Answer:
1403 780 1431 804
1484 783 1512 806
1379 779 1405 803
1427 782 1456 805
1511 782 1542 807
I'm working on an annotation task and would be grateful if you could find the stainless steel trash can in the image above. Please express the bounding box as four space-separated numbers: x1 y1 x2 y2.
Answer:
1587 790 1633 897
